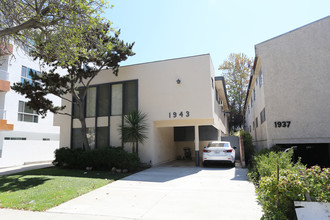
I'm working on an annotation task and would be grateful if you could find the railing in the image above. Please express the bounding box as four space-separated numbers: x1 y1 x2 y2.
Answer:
0 109 6 119
0 69 9 81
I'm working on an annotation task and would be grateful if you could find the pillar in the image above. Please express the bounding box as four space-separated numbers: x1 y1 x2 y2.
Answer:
194 125 199 166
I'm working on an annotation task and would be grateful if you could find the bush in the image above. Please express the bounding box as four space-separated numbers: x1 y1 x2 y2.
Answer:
248 150 329 219
304 166 330 202
238 130 255 165
257 169 307 220
53 146 141 172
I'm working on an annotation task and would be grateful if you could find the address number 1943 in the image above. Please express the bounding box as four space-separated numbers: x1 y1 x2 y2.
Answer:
169 111 190 118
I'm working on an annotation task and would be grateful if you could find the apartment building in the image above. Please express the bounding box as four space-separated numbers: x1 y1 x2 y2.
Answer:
55 54 229 166
0 45 61 167
244 16 330 166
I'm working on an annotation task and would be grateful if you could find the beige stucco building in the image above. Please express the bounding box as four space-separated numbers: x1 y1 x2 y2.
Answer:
55 54 229 166
244 16 330 166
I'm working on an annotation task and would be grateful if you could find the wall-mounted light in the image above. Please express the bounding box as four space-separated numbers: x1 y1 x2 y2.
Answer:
176 79 181 84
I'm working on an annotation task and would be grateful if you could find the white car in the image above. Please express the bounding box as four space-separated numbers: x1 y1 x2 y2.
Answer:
202 141 236 167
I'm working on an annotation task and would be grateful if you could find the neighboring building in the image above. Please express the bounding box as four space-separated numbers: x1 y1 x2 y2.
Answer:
244 16 330 166
0 45 61 167
55 54 230 166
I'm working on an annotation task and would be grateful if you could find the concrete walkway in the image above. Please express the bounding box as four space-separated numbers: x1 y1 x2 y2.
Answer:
0 161 263 219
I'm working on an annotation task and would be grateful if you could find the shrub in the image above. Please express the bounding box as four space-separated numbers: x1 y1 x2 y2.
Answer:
53 146 141 172
248 150 305 185
304 166 330 202
257 169 307 220
249 149 329 219
238 130 255 165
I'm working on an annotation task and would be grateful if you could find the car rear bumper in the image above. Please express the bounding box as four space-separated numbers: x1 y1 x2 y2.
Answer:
203 155 235 163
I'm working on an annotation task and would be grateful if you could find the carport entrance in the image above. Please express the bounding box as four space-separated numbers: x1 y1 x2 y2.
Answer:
154 119 221 167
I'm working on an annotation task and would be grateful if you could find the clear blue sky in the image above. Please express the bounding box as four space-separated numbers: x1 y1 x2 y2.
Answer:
106 0 330 76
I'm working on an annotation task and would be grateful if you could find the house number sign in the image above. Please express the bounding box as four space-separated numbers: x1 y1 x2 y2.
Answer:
274 121 291 128
169 111 190 118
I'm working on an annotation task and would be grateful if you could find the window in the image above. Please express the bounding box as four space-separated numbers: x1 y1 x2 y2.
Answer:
21 66 40 84
211 77 214 89
72 128 82 149
86 87 96 117
248 105 250 114
87 127 95 149
4 137 26 140
97 84 110 116
256 77 258 86
72 127 95 149
259 70 263 87
253 88 256 101
111 84 123 115
253 121 255 130
260 108 266 124
251 97 253 107
72 87 84 119
174 126 194 141
18 101 38 123
97 127 109 148
199 126 218 141
124 81 137 114
256 117 258 128
43 138 50 141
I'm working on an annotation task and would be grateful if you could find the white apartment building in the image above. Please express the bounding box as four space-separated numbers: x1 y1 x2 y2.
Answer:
0 45 61 167
55 54 230 166
244 16 330 166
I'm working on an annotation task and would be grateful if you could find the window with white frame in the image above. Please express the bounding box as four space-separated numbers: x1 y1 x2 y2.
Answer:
18 101 38 123
21 66 40 84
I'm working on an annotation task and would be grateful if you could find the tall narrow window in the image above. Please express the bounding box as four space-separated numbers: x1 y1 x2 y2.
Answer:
97 84 110 116
253 88 256 101
72 128 82 149
72 87 84 119
97 127 109 148
86 87 96 117
18 101 38 123
111 83 122 115
256 117 258 128
87 127 95 149
260 108 266 124
124 81 137 114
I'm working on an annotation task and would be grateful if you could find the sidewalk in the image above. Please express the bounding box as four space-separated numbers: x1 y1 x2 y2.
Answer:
0 162 53 176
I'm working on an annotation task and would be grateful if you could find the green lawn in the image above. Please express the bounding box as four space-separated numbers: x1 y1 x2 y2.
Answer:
0 167 130 211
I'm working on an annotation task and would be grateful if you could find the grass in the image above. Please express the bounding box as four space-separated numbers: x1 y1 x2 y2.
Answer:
0 167 130 211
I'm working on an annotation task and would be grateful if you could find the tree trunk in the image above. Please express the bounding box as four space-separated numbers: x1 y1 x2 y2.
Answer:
132 142 135 153
78 101 90 150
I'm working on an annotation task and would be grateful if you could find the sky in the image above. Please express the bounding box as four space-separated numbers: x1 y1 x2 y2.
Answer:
106 0 330 76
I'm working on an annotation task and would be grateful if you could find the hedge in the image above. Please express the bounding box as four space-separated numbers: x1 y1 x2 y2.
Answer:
53 146 140 172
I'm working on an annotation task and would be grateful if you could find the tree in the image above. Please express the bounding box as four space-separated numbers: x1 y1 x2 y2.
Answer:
119 110 148 155
0 0 108 55
219 53 252 132
11 18 134 150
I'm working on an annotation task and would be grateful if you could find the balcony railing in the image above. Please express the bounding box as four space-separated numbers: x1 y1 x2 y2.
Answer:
0 69 9 81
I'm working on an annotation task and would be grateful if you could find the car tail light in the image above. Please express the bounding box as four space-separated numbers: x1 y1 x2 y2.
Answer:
203 149 211 153
224 149 232 153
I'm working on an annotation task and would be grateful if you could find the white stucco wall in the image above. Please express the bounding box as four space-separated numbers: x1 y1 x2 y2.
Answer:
246 16 330 149
0 140 59 167
55 54 229 165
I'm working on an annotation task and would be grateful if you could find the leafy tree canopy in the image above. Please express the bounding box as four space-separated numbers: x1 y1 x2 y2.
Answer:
219 53 252 132
8 1 135 150
0 0 109 55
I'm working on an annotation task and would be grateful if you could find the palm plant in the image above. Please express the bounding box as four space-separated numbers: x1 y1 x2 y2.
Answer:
119 110 148 154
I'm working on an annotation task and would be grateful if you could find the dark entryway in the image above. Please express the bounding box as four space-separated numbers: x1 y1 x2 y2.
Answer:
277 143 330 167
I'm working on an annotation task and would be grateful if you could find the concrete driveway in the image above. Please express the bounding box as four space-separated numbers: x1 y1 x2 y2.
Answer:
47 161 262 220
